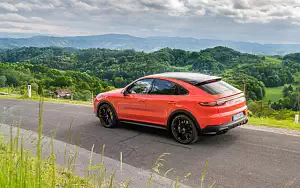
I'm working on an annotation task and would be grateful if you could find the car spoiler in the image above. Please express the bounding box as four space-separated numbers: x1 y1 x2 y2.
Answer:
193 77 222 86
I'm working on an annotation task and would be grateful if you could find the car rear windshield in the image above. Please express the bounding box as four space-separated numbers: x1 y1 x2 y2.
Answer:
197 80 240 95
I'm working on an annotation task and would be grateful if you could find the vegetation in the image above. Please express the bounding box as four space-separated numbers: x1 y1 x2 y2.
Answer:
270 85 300 111
265 86 284 102
0 99 215 187
248 117 300 130
1 45 300 112
0 46 273 100
0 63 113 101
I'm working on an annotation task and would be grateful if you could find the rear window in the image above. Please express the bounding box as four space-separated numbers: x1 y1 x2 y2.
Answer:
197 81 240 95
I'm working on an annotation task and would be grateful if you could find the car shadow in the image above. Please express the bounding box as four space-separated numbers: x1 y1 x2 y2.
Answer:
115 122 240 147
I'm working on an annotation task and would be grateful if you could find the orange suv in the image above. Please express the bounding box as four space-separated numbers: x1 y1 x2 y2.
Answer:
94 72 248 144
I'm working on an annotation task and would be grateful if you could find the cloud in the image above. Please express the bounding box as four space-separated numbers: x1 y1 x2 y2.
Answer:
233 0 250 9
15 3 32 11
30 17 46 22
0 2 18 11
196 8 205 16
0 13 28 22
0 0 300 43
0 23 32 30
72 0 98 11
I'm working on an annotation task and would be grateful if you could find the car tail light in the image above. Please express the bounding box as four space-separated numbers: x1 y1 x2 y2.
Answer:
199 100 226 106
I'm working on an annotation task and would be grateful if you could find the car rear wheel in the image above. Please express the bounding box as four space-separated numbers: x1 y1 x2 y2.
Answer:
171 114 198 144
98 104 118 128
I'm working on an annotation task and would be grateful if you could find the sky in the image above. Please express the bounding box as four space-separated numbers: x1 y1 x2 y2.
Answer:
0 0 300 43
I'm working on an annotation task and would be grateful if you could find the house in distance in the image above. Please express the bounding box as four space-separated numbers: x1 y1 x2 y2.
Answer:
55 89 72 99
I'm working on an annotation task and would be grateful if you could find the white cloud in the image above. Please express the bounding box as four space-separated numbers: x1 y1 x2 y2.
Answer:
0 0 300 43
0 13 28 22
15 3 32 11
233 0 250 9
0 2 18 11
30 17 46 22
72 0 98 11
196 8 205 16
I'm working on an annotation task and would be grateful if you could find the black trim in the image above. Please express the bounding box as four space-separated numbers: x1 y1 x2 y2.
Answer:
202 116 248 133
120 120 167 130
167 110 201 134
194 78 222 86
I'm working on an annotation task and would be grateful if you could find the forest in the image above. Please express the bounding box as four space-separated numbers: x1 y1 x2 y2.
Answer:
0 46 299 111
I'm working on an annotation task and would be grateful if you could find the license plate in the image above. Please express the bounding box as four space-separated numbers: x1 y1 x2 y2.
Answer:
232 112 244 121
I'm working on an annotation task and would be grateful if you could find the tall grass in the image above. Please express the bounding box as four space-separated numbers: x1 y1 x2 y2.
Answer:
0 98 214 188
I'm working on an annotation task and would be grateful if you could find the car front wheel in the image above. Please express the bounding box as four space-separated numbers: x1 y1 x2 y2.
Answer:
98 104 118 128
170 114 198 144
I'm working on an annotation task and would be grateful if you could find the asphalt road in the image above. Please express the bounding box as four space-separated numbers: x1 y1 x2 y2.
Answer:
1 98 300 188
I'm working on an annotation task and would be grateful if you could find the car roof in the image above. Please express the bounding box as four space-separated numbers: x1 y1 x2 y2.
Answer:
148 72 221 85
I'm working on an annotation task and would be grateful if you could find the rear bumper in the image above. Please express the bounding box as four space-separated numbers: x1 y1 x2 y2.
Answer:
201 116 248 134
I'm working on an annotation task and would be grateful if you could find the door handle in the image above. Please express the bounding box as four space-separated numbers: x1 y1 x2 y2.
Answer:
138 99 146 102
168 101 176 104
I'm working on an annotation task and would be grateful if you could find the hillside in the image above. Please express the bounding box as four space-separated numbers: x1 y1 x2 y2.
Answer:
1 46 300 102
0 63 113 100
1 34 300 55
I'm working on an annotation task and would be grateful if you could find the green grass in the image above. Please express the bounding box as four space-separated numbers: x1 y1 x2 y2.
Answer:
265 84 300 102
0 98 216 188
0 94 92 105
264 86 284 102
263 56 282 64
249 117 300 130
0 99 91 188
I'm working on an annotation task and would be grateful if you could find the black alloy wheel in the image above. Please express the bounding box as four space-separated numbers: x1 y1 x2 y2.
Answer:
171 114 198 144
98 104 117 128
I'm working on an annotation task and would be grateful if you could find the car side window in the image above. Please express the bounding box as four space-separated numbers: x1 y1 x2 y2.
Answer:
177 84 188 95
127 79 153 94
150 79 187 95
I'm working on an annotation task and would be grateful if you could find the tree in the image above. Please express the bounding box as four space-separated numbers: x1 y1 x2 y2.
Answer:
283 84 293 97
54 76 73 87
30 82 39 92
0 75 7 87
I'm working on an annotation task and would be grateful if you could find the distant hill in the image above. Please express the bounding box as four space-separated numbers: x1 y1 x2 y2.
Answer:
1 34 300 55
2 46 300 100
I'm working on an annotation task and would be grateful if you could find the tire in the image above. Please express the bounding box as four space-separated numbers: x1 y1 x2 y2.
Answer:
98 103 118 128
170 114 199 144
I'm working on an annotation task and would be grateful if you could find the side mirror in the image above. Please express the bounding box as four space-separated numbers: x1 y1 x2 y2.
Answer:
123 89 128 96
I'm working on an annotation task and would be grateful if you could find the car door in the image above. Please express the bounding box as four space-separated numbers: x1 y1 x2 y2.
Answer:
117 78 154 122
145 79 188 126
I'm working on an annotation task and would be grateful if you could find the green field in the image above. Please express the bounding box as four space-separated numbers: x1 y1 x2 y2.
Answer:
265 84 300 102
264 86 284 102
263 56 282 64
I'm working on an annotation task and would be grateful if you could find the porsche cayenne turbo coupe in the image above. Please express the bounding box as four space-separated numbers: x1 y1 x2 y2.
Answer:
94 72 248 144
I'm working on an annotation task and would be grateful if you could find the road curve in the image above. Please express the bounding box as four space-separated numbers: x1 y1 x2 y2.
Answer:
1 98 300 188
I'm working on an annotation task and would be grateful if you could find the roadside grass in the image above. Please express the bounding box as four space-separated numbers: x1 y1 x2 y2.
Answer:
1 98 215 188
249 116 300 130
0 94 92 105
